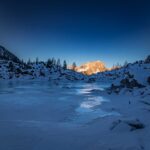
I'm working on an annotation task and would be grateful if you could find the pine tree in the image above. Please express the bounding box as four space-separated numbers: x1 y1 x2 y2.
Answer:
46 58 52 67
56 59 61 68
116 63 121 69
36 57 39 64
63 60 67 70
72 62 76 71
27 58 31 65
52 57 56 66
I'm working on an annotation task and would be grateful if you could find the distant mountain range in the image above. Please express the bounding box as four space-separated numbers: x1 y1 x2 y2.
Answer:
69 61 121 75
0 45 150 82
74 61 107 75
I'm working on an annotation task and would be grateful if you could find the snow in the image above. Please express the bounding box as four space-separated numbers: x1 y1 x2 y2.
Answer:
0 55 150 149
0 60 87 81
0 80 150 150
90 60 150 87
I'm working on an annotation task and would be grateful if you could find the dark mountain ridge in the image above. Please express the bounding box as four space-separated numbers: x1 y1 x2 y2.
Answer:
0 45 20 63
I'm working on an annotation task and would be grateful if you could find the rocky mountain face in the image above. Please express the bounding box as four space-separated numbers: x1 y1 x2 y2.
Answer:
0 45 20 63
75 61 107 75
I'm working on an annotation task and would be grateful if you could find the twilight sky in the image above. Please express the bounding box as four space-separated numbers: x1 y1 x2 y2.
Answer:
0 0 150 67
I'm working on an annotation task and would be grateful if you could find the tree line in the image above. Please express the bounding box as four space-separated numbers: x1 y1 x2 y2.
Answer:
23 57 77 70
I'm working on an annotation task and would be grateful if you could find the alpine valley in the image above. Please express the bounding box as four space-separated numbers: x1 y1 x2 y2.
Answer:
0 45 150 150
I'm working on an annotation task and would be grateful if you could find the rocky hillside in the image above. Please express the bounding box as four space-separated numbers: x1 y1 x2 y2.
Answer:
89 55 150 92
0 46 87 81
75 61 107 75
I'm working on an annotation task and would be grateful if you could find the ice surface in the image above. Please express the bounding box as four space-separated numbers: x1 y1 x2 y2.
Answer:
0 81 120 150
0 80 149 150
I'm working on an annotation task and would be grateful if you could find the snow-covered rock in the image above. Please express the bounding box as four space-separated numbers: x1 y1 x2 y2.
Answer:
90 56 150 89
0 46 87 81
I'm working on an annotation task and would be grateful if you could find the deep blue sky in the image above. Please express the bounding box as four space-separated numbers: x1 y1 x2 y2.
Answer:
0 0 150 67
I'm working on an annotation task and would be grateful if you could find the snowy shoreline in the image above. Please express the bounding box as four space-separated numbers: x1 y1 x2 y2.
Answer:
0 80 150 150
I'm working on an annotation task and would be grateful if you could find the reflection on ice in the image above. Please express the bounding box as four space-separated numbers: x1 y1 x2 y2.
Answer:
75 96 107 115
74 95 119 124
76 88 91 94
80 96 107 109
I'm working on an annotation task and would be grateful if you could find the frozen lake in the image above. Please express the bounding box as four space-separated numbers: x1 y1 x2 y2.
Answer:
0 81 119 150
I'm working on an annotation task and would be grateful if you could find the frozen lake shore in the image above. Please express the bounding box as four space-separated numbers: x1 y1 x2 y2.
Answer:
0 81 150 150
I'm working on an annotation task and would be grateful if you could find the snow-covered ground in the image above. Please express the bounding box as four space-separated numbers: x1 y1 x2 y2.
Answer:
0 50 150 149
0 80 150 150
